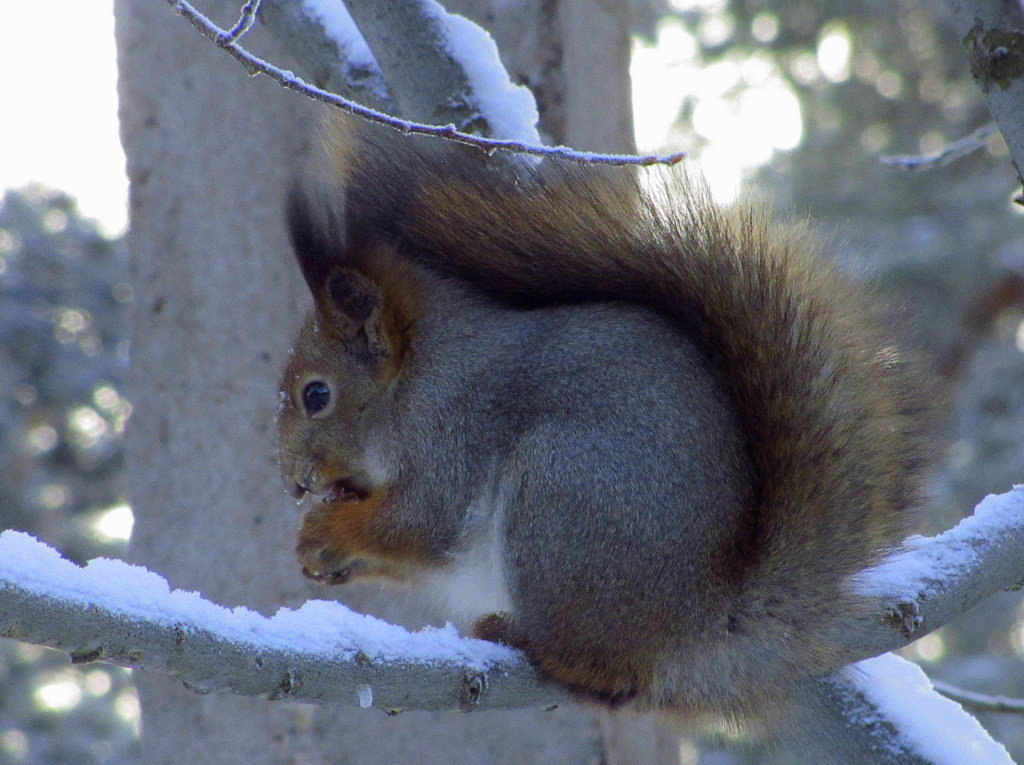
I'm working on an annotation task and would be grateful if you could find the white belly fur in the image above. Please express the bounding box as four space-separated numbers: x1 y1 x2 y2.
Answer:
422 492 512 628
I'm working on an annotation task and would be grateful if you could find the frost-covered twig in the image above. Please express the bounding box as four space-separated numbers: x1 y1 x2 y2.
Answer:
219 0 260 44
163 0 684 167
0 531 564 712
944 0 1024 187
881 123 997 171
164 0 685 166
932 680 1024 714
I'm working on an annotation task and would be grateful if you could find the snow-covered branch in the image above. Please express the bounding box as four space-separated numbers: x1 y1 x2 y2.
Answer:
1 486 1022 721
339 0 538 140
257 0 392 108
792 656 1012 764
0 531 564 712
163 0 685 166
844 486 1024 664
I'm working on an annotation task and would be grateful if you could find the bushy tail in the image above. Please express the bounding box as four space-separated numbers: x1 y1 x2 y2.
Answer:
321 115 935 681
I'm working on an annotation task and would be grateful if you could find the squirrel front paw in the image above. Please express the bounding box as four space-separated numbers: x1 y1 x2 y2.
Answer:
295 502 376 584
295 487 407 584
296 514 359 584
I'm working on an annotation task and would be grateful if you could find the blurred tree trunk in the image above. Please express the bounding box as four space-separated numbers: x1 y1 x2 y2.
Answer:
115 0 674 762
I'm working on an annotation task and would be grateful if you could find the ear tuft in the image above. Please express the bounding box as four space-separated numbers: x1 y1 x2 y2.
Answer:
286 181 345 297
285 176 420 373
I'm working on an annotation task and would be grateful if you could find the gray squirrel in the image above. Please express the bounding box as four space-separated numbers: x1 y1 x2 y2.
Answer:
276 116 933 720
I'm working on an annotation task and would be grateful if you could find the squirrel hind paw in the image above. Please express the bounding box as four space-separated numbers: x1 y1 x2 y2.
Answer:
471 614 642 708
533 659 641 708
471 613 528 648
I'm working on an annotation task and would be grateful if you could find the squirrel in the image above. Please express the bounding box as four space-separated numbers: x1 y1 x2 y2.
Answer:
276 115 933 721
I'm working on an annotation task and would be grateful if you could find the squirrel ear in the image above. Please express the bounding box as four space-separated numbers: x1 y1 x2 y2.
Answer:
325 268 378 324
286 181 412 365
319 267 390 359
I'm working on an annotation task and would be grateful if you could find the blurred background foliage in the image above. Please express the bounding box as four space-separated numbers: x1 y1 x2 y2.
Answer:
632 0 1024 761
0 188 138 763
0 0 1022 762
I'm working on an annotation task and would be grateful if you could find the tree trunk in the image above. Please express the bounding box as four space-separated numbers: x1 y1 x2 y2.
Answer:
116 0 662 762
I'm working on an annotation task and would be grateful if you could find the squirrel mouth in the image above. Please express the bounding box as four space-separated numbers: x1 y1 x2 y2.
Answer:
323 478 371 503
291 477 371 504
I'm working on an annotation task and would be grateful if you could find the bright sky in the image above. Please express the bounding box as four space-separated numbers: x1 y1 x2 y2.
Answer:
0 0 127 237
0 2 814 237
631 15 804 202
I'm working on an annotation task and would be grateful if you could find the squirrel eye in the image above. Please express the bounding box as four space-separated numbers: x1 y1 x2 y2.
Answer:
301 380 331 415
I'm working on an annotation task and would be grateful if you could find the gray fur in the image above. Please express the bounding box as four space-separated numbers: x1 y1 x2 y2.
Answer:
278 116 934 720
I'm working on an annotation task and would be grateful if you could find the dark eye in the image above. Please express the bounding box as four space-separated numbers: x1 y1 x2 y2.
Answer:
302 380 331 415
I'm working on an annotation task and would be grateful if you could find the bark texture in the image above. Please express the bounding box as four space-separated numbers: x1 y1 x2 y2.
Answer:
945 0 1024 184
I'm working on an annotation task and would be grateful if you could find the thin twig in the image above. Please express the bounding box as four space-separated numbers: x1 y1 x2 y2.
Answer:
881 123 997 171
932 680 1024 714
165 0 685 167
218 0 261 45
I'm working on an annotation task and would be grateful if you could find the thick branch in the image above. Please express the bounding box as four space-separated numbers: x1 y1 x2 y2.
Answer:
163 0 684 166
338 0 538 144
340 0 484 128
787 656 1013 764
945 0 1024 184
0 532 564 712
1 487 1022 716
842 485 1024 664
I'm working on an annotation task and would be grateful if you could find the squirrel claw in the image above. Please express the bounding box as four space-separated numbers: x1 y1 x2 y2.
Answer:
301 563 354 585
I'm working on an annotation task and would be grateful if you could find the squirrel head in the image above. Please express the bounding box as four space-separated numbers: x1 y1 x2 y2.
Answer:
276 184 418 512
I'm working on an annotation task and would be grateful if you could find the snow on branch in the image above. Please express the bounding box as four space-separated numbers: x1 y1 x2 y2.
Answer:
1 486 1023 718
340 0 540 141
0 531 564 712
257 0 391 108
844 485 1024 664
164 0 685 167
780 486 1024 765
799 655 1013 764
